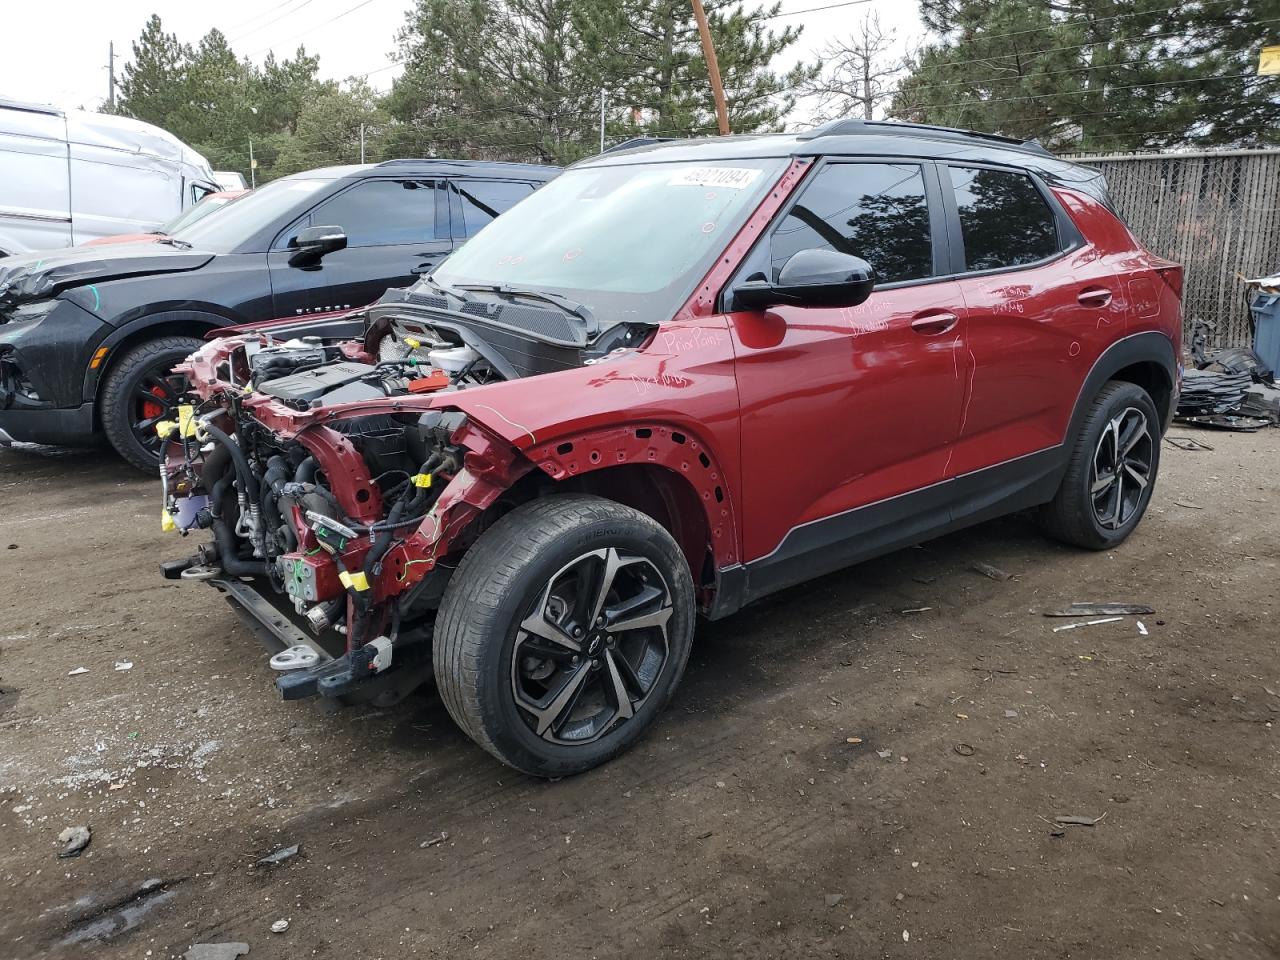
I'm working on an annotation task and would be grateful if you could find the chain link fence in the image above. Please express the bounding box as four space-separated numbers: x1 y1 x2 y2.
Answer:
1069 149 1280 348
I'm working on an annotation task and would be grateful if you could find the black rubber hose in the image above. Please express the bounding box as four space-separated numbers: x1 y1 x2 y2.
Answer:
210 517 268 577
294 456 317 484
202 423 260 502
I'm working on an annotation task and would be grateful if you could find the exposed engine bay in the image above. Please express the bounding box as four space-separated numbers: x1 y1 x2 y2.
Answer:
158 285 653 705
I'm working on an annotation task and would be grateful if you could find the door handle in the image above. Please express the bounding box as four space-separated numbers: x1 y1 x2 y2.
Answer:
1077 285 1113 308
910 311 959 336
410 260 438 275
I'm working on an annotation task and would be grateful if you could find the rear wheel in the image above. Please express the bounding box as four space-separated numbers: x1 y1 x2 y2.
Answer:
434 495 695 777
99 336 202 472
1039 380 1160 549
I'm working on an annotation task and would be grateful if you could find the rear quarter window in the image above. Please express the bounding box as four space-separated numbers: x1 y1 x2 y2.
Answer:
948 166 1060 272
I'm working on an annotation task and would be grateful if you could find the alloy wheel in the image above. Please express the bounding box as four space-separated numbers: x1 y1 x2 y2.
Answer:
132 365 189 459
510 547 673 745
1090 406 1153 530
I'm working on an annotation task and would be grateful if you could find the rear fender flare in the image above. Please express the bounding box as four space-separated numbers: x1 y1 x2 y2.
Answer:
1065 331 1178 441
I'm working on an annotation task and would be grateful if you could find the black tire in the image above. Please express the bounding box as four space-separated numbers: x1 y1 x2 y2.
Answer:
1039 380 1161 550
434 494 696 777
99 335 202 472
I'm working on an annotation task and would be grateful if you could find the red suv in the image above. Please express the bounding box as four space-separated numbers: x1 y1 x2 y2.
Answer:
160 120 1182 777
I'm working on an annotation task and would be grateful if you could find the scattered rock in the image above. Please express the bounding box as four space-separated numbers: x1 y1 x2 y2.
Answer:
270 919 289 934
67 667 89 677
970 561 1011 581
114 661 133 672
824 893 844 907
57 825 91 859
876 749 893 760
1004 710 1019 719
184 943 249 960
255 844 299 867
845 737 862 745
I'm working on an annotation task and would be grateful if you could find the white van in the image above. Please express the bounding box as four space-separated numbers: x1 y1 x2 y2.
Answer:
0 98 220 256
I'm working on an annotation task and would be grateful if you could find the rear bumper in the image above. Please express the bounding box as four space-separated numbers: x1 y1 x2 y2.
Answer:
0 402 96 445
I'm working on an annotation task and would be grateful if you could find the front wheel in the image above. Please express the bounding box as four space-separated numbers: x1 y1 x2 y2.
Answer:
434 495 696 777
99 335 202 472
1039 380 1161 549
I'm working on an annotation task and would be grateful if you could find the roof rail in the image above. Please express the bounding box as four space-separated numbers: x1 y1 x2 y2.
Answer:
374 157 444 166
0 97 64 117
797 118 1051 156
602 137 679 154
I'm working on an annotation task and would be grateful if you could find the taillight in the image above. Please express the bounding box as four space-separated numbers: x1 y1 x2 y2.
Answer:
1155 263 1183 300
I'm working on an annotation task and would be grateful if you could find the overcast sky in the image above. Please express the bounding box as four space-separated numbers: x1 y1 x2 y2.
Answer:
0 0 921 127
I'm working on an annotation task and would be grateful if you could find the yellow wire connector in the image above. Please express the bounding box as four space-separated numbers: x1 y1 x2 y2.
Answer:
154 420 177 439
176 404 198 438
410 473 433 488
339 570 370 592
404 337 421 350
161 509 176 532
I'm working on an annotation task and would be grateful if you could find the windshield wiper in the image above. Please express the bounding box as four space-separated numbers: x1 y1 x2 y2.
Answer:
156 236 193 250
455 283 594 325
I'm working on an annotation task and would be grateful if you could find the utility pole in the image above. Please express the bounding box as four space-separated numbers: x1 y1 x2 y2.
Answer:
360 123 366 164
690 0 729 135
248 138 256 189
598 89 606 154
107 42 116 111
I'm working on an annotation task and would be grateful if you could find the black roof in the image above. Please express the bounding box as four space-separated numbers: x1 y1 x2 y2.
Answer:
581 119 1107 203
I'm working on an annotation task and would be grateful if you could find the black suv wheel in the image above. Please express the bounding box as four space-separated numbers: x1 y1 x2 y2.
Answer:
99 336 202 472
1039 380 1161 549
433 495 695 777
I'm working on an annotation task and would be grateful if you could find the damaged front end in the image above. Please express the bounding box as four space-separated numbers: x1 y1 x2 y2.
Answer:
159 283 656 705
157 319 551 706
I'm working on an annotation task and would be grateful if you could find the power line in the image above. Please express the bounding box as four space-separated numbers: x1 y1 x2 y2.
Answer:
230 0 318 43
760 0 873 19
247 0 382 56
224 0 306 37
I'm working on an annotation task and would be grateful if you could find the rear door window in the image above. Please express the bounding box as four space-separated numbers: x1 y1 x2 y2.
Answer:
302 178 444 247
452 179 537 237
948 167 1060 271
769 162 934 285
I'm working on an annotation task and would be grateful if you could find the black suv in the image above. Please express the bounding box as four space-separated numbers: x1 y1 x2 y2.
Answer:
0 158 558 469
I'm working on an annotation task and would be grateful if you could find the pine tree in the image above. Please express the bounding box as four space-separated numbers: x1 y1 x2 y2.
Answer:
115 15 191 125
891 0 1280 152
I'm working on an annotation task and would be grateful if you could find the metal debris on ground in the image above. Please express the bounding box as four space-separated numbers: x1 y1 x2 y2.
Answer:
1164 435 1214 451
1052 616 1124 632
1054 813 1108 826
1173 500 1206 510
1045 603 1155 617
57 825 91 858
255 843 300 867
183 943 250 960
969 561 1012 581
419 831 449 848
954 743 975 757
1176 413 1272 431
900 606 932 614
67 667 88 676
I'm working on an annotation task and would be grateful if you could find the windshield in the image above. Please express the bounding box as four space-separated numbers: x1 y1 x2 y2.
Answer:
160 195 236 235
173 178 330 253
431 158 786 323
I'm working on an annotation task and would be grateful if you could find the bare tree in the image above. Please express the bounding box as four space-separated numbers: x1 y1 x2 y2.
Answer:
800 11 905 123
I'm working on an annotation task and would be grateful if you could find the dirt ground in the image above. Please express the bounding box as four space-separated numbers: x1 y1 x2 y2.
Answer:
1 426 1278 960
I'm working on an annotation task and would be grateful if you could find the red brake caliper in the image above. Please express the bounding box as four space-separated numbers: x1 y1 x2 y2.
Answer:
141 386 166 421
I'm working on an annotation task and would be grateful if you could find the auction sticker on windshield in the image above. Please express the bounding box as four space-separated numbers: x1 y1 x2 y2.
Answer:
667 167 763 189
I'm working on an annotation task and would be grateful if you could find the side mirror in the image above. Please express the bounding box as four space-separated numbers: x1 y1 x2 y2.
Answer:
289 225 347 266
732 249 875 310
